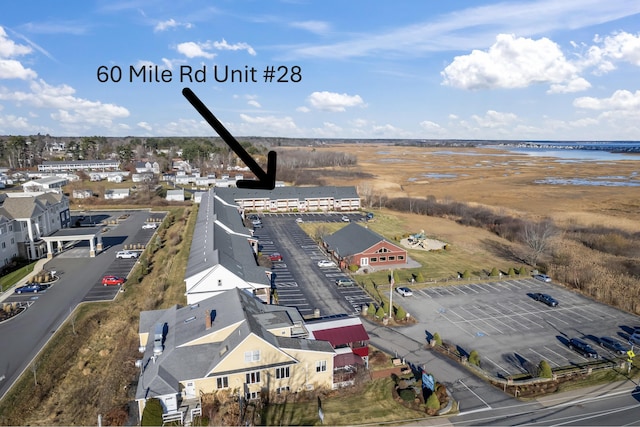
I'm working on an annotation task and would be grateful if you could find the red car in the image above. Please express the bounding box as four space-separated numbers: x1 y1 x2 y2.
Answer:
269 253 283 262
102 275 125 286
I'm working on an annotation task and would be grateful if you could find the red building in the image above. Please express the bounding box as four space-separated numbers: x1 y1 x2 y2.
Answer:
305 315 370 369
322 223 407 269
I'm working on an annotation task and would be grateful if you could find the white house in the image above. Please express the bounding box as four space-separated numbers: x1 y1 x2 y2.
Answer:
107 175 123 183
104 189 130 200
72 189 94 199
22 176 69 194
166 189 185 202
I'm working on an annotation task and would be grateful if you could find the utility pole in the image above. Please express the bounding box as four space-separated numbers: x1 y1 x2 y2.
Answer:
389 269 394 318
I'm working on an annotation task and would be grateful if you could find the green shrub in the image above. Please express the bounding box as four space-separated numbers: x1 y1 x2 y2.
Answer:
395 305 407 321
432 332 442 346
375 306 386 319
508 267 516 277
416 272 424 282
367 303 376 317
348 264 359 272
462 270 471 279
518 266 527 275
468 350 480 366
490 267 500 277
398 388 415 401
426 392 440 410
141 398 163 426
538 360 552 378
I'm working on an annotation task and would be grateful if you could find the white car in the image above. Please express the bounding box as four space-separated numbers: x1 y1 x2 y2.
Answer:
317 259 336 268
295 217 304 223
116 250 139 259
142 223 158 230
341 216 350 222
396 287 413 297
534 274 552 283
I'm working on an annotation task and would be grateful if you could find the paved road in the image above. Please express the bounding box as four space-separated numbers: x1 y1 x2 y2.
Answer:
0 210 159 399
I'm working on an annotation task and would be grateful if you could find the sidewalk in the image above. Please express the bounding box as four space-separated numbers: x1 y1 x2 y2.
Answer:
0 258 50 305
535 378 639 407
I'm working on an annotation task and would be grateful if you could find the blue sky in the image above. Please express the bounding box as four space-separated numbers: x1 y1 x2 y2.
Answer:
1 0 640 140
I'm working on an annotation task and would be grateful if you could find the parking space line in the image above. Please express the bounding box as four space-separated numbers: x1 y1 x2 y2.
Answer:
458 306 502 334
528 348 561 367
478 306 519 331
456 286 468 294
541 346 569 365
437 310 477 337
483 356 513 376
417 290 433 298
465 285 480 293
495 305 536 330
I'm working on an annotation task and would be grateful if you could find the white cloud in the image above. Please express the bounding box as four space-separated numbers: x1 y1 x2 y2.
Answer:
289 0 640 59
0 26 37 79
0 79 129 128
212 39 256 56
154 18 193 32
307 91 365 112
547 77 591 94
441 34 582 91
584 31 640 74
175 39 256 58
137 121 152 131
471 110 519 128
296 106 310 113
573 89 640 110
290 21 331 35
247 100 261 108
176 41 216 59
0 113 30 132
419 120 445 133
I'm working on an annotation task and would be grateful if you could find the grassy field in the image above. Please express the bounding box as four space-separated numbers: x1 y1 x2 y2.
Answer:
0 261 37 291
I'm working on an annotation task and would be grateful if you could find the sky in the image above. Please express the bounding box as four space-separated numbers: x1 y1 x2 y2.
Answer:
1 0 640 140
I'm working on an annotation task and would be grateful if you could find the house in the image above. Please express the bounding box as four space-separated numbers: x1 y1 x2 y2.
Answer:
131 173 154 183
192 192 206 204
183 190 270 305
104 188 130 200
0 213 19 267
72 189 94 199
22 176 69 193
107 175 123 183
215 186 361 212
38 159 119 173
0 192 71 260
135 161 160 174
322 223 407 270
166 189 185 202
135 288 336 422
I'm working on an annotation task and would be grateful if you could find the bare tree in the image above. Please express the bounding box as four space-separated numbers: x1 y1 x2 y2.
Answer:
521 219 557 266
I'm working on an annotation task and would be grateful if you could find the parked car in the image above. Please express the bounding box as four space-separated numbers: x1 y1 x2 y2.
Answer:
116 250 139 259
252 221 263 229
599 336 627 355
531 292 558 307
568 338 598 359
269 253 283 262
295 217 304 223
341 216 350 222
14 283 47 294
396 287 413 297
317 259 336 268
629 328 640 345
102 275 125 286
533 274 552 282
366 212 374 220
335 278 356 287
142 223 158 230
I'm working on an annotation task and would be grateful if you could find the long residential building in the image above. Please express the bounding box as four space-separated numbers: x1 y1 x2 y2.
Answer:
38 159 120 173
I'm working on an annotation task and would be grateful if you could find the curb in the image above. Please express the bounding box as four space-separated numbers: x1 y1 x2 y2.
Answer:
0 258 50 305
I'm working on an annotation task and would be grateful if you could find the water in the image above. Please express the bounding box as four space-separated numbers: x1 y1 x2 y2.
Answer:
487 141 640 161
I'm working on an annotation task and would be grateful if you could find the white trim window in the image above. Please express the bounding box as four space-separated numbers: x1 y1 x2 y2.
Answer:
244 350 260 363
316 360 327 373
275 366 290 379
216 376 229 389
246 371 261 384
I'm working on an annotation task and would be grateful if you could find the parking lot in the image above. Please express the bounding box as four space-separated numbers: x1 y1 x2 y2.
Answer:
254 213 374 317
398 278 640 377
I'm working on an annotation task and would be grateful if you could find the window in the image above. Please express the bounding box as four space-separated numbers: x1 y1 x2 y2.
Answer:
376 247 389 253
10 238 14 244
276 386 290 394
1 242 4 249
244 350 260 363
216 376 229 389
370 257 377 262
379 256 386 262
245 390 260 400
398 255 405 261
316 360 327 373
246 371 261 384
388 256 395 261
275 366 290 379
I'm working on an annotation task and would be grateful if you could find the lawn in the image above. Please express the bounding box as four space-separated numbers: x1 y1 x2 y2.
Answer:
0 261 37 292
260 378 426 426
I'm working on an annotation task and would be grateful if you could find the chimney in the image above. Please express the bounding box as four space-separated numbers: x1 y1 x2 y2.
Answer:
205 310 212 330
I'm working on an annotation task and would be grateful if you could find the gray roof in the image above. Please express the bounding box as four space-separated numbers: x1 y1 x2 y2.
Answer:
135 289 332 400
185 190 268 286
0 192 65 219
323 223 389 258
215 186 359 203
41 159 119 166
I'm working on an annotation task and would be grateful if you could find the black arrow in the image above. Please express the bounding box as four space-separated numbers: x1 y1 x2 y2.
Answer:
182 87 277 190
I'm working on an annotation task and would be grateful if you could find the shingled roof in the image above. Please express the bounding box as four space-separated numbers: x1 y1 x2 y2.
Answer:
322 223 387 258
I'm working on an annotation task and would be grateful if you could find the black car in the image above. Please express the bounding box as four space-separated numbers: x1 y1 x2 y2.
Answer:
532 293 558 307
599 336 627 355
568 338 598 359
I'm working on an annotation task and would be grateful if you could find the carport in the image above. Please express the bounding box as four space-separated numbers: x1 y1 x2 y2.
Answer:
41 226 104 258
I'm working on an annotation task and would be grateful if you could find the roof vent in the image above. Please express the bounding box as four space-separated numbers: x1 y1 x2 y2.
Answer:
153 322 167 356
185 316 196 323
